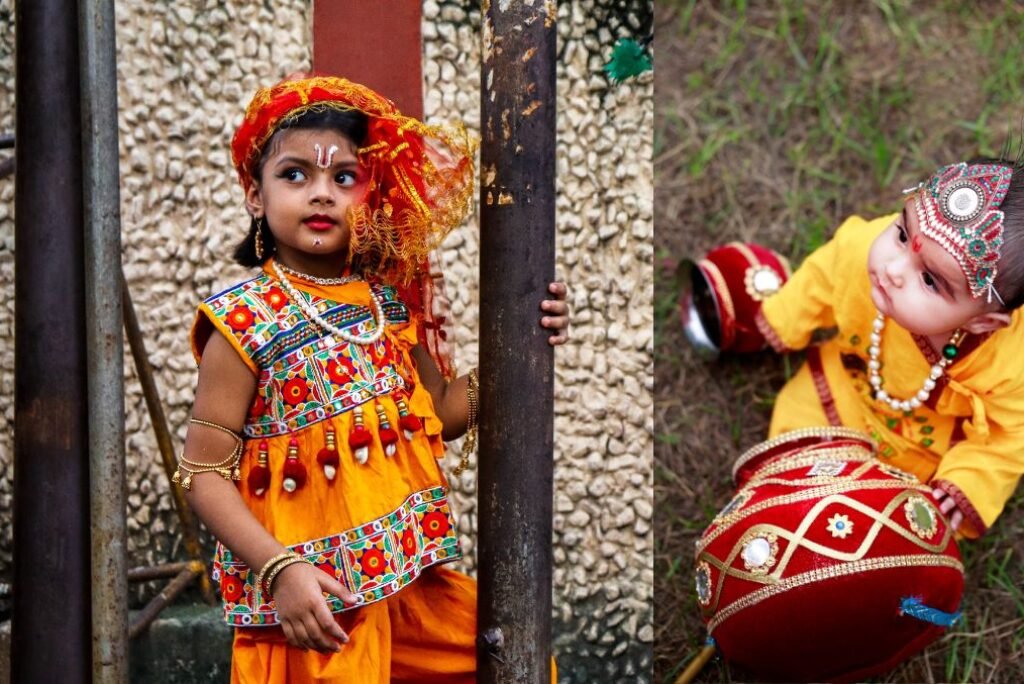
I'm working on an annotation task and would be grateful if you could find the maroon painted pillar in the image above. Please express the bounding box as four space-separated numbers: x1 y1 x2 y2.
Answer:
312 0 424 117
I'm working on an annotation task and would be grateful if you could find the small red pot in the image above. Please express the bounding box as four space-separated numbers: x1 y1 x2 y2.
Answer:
678 242 791 356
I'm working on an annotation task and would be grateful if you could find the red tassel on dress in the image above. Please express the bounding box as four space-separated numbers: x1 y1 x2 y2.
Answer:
248 440 271 497
376 403 399 457
396 397 422 440
349 405 372 464
317 425 340 480
282 437 307 492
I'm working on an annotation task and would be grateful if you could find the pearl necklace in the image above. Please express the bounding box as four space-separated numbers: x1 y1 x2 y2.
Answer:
275 261 362 287
867 313 965 413
271 261 386 345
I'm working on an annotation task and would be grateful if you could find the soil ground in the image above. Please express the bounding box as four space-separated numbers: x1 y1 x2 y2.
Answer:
654 2 1024 682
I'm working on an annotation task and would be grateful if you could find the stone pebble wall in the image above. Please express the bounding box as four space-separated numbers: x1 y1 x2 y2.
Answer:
0 0 16 584
0 1 653 681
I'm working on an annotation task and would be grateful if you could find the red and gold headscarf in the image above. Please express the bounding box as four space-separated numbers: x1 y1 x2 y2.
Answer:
232 75 475 378
231 74 476 286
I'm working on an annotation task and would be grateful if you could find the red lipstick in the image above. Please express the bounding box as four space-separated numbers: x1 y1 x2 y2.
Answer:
303 214 337 231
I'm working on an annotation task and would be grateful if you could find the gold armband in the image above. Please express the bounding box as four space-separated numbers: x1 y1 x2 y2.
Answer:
172 418 243 490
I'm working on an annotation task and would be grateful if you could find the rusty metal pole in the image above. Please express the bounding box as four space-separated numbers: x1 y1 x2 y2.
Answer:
128 564 203 640
477 3 557 682
122 276 216 604
79 0 128 679
13 0 91 681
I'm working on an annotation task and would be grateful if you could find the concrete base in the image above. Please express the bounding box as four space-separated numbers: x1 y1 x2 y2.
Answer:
129 605 233 683
0 605 639 682
0 605 233 684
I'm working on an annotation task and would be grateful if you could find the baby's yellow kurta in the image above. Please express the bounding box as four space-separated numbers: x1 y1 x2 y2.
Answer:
760 214 1024 538
191 261 479 683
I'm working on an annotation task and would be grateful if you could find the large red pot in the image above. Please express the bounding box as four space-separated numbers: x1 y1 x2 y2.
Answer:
695 427 965 682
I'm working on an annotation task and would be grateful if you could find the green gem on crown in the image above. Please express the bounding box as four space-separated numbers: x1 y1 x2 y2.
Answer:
975 268 992 288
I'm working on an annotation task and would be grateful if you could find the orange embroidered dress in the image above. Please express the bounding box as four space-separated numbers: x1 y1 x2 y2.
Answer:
191 261 462 628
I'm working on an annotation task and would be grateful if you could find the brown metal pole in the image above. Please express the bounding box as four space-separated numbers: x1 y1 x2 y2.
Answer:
122 277 216 604
477 3 557 682
13 0 91 680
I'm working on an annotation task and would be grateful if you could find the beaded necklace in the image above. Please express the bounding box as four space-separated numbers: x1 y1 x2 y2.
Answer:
271 261 386 345
867 312 965 413
275 261 362 287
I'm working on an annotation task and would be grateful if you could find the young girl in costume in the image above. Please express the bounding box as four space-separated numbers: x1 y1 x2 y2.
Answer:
757 159 1024 539
177 75 568 683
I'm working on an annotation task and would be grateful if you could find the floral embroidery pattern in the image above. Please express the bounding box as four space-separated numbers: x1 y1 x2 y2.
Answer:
211 487 460 627
358 548 388 579
227 305 255 332
401 527 417 557
282 377 310 406
202 274 411 437
248 395 265 419
826 513 854 539
221 574 244 603
263 286 288 311
326 357 355 385
422 511 451 539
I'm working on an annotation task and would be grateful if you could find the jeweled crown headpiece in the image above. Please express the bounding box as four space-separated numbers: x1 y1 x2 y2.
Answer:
905 162 1013 302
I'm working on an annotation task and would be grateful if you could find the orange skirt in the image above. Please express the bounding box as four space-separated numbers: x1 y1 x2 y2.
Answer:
230 567 557 683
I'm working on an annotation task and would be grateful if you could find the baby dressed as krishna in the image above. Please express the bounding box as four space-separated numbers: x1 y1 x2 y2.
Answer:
756 159 1024 539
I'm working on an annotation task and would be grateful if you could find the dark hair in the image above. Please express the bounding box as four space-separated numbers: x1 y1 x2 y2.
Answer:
965 156 1024 310
233 106 370 267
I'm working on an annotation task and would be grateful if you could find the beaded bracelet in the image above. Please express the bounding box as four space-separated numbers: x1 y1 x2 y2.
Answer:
172 418 244 490
453 367 479 476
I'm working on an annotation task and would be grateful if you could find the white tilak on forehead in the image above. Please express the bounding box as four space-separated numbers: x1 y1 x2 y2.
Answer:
314 143 339 169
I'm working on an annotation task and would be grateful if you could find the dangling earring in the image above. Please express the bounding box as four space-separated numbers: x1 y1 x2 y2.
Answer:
254 218 265 260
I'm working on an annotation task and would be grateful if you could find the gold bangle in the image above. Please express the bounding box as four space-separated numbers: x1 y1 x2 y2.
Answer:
453 368 479 476
264 556 310 596
254 551 296 595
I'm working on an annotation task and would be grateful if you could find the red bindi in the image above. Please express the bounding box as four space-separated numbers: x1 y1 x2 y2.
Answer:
911 234 923 253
